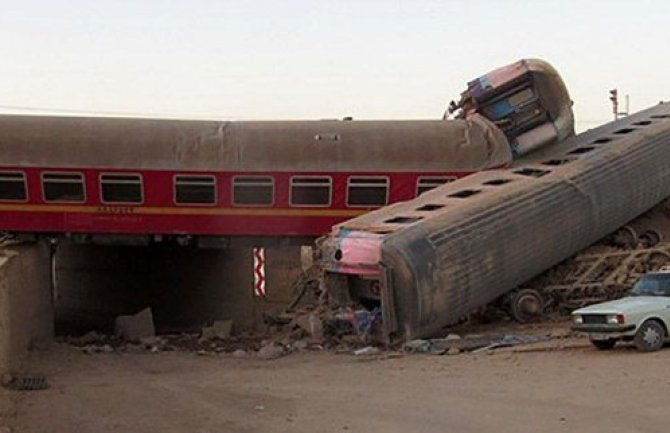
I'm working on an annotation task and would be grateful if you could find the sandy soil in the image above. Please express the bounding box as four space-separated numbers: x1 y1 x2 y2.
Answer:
4 333 670 433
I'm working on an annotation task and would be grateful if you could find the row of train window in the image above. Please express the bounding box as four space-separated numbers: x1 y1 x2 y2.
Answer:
0 172 455 207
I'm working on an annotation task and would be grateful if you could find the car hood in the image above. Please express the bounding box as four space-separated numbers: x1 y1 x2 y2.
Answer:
573 296 670 315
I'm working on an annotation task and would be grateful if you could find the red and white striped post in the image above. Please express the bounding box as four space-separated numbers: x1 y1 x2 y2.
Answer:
252 247 266 297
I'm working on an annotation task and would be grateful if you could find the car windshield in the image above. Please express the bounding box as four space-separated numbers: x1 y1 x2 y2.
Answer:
631 273 670 297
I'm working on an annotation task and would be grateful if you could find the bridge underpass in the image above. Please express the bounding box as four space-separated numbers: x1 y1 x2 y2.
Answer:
0 240 307 374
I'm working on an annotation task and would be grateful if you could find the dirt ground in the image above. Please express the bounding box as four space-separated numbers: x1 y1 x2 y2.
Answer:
2 331 670 433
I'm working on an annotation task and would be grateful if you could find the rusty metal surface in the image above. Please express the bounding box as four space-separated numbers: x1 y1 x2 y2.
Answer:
324 103 670 341
0 114 511 172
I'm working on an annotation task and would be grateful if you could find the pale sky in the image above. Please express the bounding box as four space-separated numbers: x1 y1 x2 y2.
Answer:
1 0 668 131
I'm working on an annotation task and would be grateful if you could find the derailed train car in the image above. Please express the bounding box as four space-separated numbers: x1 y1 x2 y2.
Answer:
0 59 571 244
447 58 574 156
0 114 511 241
319 103 670 342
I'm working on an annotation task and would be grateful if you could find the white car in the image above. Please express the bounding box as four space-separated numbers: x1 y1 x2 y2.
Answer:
572 270 670 352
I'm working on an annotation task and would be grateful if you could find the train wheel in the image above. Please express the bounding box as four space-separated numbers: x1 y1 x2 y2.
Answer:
510 289 545 323
647 251 670 271
640 230 662 247
612 226 638 248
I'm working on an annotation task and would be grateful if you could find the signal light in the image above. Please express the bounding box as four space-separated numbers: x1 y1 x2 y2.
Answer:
609 89 618 103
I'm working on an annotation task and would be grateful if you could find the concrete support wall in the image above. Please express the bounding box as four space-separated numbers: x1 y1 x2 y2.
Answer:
0 243 53 374
55 243 305 334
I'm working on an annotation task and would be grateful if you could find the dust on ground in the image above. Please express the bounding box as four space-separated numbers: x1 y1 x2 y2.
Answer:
5 324 670 433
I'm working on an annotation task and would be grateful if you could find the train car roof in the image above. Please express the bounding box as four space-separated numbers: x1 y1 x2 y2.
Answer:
333 102 670 234
0 114 511 172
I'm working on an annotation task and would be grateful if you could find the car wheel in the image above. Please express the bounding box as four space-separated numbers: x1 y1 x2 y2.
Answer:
590 339 616 350
634 320 665 352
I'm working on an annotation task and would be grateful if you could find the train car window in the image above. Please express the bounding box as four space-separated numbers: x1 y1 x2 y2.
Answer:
174 175 216 205
0 172 27 201
416 176 457 196
42 173 85 202
347 177 389 207
232 176 274 206
100 174 143 204
290 176 332 207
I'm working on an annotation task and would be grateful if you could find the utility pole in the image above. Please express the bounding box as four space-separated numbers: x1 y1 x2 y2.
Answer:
609 88 630 120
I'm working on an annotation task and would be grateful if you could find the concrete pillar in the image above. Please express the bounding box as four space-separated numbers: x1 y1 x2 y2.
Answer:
260 247 305 312
0 243 53 374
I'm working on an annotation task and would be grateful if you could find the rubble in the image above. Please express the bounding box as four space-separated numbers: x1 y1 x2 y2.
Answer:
200 320 233 341
403 333 554 355
114 308 155 342
232 349 248 358
80 344 115 355
353 346 380 356
76 331 105 345
293 314 324 341
56 264 572 361
256 343 285 360
139 336 166 348
471 334 552 353
550 328 572 339
292 340 309 351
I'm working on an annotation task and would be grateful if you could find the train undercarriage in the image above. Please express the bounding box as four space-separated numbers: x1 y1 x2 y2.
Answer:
504 199 670 322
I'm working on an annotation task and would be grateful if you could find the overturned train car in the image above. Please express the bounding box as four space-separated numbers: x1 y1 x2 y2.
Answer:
319 103 670 342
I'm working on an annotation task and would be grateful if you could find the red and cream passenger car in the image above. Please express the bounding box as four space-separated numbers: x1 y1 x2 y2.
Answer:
0 114 511 245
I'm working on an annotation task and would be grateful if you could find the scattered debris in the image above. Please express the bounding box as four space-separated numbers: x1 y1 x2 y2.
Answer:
114 308 155 342
80 344 115 355
330 307 382 341
292 339 309 351
471 334 552 354
139 336 166 349
293 314 324 341
257 343 285 360
76 330 105 345
403 339 432 354
403 333 553 355
550 328 572 339
200 320 233 341
232 349 248 358
353 346 381 356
